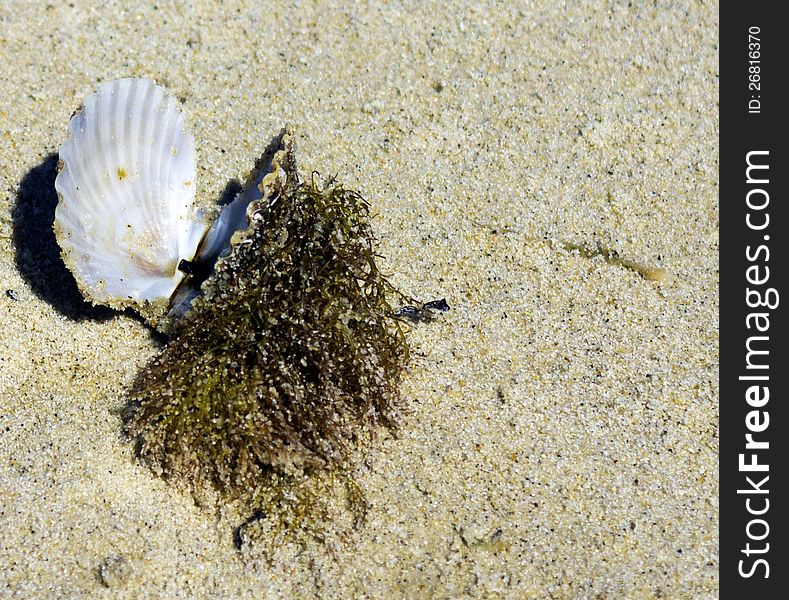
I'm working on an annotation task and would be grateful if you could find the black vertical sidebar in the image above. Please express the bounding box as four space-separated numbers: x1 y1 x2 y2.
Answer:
720 4 787 598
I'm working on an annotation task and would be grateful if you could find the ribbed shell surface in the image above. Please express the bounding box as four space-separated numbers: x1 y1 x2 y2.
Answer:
54 78 207 314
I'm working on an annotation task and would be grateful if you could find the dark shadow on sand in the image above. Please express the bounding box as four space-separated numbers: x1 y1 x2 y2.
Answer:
11 153 114 321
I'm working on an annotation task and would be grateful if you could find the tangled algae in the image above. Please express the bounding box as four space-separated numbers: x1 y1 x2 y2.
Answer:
124 128 434 541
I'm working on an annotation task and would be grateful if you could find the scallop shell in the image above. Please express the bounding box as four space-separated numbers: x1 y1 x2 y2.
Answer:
54 78 209 324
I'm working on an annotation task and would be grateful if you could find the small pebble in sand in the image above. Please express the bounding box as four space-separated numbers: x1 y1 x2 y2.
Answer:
97 554 132 588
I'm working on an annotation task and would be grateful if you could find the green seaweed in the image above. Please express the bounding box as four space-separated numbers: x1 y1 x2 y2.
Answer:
124 132 413 542
560 241 666 282
233 467 369 556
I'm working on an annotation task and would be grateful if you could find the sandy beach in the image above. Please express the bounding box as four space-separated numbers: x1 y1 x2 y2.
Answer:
1 1 718 597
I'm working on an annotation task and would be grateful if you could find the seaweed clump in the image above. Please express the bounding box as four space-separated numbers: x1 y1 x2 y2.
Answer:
125 129 411 509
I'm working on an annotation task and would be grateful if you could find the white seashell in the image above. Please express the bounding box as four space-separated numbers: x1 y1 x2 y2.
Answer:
54 78 209 322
